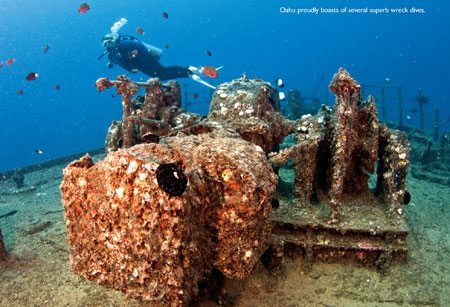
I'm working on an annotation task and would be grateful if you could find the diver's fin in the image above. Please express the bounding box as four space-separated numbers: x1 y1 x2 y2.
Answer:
189 74 216 90
188 65 200 75
98 50 108 61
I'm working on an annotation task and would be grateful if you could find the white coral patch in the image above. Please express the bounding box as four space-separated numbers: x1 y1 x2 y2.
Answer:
116 187 125 199
127 160 138 174
244 250 253 259
77 177 87 187
138 173 148 181
254 145 264 153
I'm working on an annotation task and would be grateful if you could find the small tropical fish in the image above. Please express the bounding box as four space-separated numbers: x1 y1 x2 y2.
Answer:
5 58 15 66
35 149 44 154
193 93 199 99
406 115 412 120
206 50 212 57
275 78 285 88
131 68 139 73
17 89 24 95
26 72 38 81
384 77 391 83
111 94 115 98
162 12 169 19
200 65 222 79
136 27 145 35
78 3 90 14
164 43 170 49
55 84 61 90
43 44 50 54
279 92 286 100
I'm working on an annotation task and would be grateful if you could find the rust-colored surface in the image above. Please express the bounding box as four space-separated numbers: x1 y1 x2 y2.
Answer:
61 132 277 305
97 76 190 152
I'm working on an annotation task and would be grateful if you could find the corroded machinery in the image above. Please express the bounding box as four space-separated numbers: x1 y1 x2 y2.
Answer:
270 68 410 264
61 69 410 305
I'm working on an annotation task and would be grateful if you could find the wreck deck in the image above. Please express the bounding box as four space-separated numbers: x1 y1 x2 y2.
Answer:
270 193 409 264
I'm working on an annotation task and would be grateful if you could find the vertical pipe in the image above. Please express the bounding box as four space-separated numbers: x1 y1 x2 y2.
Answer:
434 108 440 141
122 94 134 148
419 102 425 130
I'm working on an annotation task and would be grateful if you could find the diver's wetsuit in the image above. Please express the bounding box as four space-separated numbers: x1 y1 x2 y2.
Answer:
107 35 191 80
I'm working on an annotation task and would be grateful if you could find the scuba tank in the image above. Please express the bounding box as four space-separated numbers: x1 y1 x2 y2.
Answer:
142 42 163 61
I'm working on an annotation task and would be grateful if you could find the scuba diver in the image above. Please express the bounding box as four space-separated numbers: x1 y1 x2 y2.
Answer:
99 18 217 89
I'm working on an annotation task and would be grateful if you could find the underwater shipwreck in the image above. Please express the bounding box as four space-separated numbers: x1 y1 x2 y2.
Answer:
0 68 412 305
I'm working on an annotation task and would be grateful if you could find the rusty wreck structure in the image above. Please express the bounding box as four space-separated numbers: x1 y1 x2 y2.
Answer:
61 68 411 305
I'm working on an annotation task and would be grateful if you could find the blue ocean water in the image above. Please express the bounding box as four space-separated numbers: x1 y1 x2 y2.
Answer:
0 0 449 172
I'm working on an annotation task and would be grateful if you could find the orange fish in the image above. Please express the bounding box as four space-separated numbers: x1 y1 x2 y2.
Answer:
55 84 61 90
78 3 90 14
17 89 24 95
26 72 38 81
5 58 15 66
162 12 169 19
200 66 221 79
136 27 145 35
193 93 199 99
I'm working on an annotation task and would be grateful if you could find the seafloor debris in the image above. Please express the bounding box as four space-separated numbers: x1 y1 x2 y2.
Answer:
409 132 450 186
61 132 277 305
12 168 25 189
0 227 7 261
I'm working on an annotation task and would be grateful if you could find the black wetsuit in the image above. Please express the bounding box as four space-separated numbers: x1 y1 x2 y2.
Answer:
107 35 191 80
